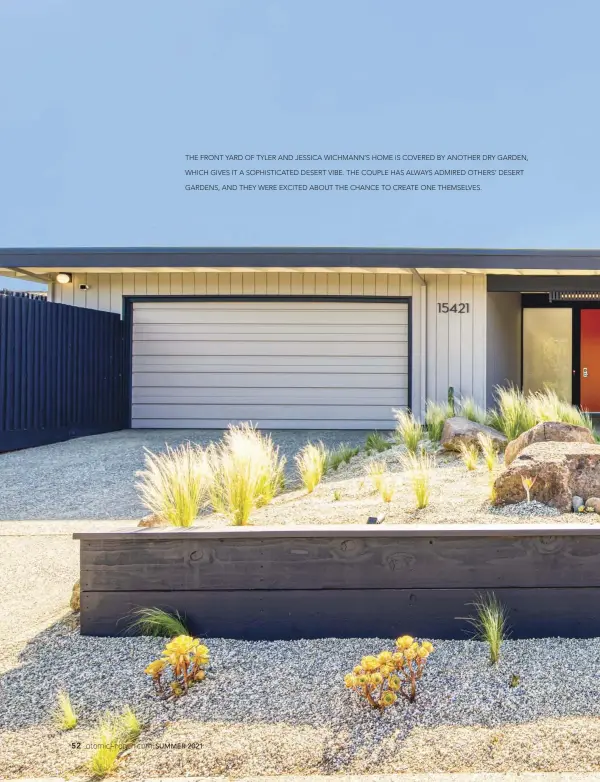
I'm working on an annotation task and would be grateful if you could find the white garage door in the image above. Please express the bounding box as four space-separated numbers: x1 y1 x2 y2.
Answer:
131 300 409 429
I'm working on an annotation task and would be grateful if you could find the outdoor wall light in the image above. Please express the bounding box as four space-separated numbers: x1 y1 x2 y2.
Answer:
56 272 72 284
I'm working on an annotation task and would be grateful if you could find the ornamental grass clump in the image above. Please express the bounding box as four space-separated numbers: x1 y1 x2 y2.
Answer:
144 634 210 698
365 431 393 453
88 707 141 778
458 396 488 425
528 388 593 430
425 400 452 444
129 607 189 637
488 385 536 440
394 409 423 454
135 442 212 527
464 592 509 664
296 441 327 492
210 423 285 525
400 450 435 509
458 441 479 471
477 432 498 472
367 459 387 493
326 443 360 471
54 690 77 731
345 635 434 709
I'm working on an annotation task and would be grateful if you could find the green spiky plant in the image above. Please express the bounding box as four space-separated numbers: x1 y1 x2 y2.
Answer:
365 431 393 453
326 443 360 471
464 592 509 664
128 607 189 638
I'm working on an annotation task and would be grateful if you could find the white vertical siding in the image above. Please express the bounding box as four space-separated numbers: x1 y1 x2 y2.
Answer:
49 270 489 414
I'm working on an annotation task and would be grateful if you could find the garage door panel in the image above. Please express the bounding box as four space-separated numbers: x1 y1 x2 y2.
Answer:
133 372 405 389
133 340 408 358
133 355 410 372
131 301 409 429
133 324 408 340
133 309 408 326
133 404 400 421
132 387 408 405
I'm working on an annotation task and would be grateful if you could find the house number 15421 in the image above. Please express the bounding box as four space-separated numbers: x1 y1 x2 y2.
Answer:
437 302 470 313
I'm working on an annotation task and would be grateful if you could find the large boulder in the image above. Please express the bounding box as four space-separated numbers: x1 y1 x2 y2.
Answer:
505 421 595 465
441 416 507 452
494 440 600 511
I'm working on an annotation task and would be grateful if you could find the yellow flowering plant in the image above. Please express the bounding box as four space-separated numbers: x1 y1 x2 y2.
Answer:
344 635 434 708
144 635 209 698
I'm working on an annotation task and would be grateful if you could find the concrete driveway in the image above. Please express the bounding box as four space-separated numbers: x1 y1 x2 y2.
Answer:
0 429 372 521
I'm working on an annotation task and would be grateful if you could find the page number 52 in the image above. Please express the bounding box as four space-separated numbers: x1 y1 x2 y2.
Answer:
437 302 470 314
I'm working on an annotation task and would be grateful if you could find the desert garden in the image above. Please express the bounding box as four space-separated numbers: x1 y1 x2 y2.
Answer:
3 385 600 778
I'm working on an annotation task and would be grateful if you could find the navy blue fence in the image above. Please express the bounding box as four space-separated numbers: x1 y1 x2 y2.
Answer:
0 293 126 451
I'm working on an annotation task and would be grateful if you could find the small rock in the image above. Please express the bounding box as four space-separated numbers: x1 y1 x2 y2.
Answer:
70 579 80 612
138 513 168 528
586 497 600 514
441 416 507 453
573 495 585 512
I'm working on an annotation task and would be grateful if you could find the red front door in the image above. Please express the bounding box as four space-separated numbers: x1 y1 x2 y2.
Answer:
580 310 600 411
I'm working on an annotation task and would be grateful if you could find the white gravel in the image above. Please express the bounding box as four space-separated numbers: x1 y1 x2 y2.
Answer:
3 625 600 777
0 429 369 520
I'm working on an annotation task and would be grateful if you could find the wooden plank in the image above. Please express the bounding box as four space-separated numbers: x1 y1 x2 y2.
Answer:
80 587 600 639
81 534 600 592
74 524 600 540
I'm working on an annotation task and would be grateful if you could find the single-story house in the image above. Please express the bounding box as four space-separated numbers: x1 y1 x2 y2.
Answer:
1 247 598 429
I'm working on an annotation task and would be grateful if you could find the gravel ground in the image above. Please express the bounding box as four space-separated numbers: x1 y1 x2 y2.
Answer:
0 520 126 675
2 627 600 777
0 429 369 520
197 444 594 528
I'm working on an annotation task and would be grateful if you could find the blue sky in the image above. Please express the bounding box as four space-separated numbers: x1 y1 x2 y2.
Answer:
1 0 599 248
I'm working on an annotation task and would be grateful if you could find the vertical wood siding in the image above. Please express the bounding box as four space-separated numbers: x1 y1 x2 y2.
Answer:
49 271 488 413
0 294 126 450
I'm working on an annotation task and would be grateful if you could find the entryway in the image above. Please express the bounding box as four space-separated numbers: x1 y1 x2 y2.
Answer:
522 299 600 413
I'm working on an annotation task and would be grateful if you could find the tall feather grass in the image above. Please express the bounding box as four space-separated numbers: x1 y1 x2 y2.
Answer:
394 409 424 454
458 441 479 471
425 400 452 444
400 450 435 509
489 385 592 440
135 443 212 527
463 592 509 664
296 442 327 492
209 424 286 525
477 432 498 472
488 385 537 441
128 607 189 637
54 690 77 731
89 707 141 778
458 396 488 425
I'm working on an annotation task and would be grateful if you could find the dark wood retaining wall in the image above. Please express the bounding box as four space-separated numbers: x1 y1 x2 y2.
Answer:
74 525 600 639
